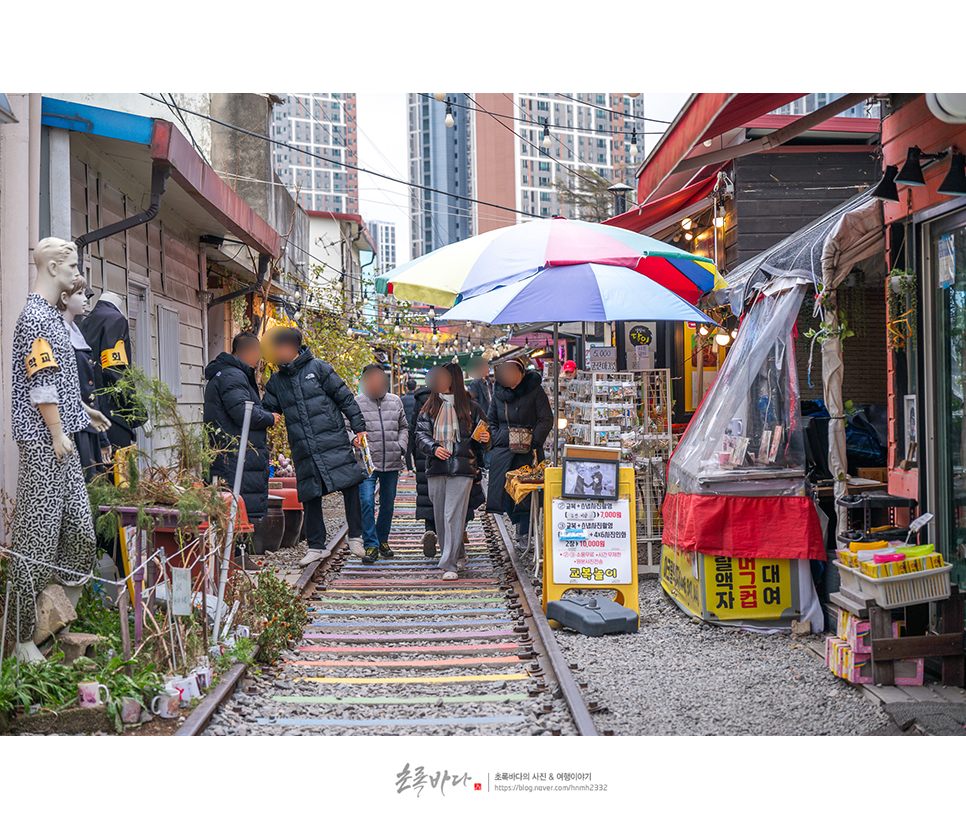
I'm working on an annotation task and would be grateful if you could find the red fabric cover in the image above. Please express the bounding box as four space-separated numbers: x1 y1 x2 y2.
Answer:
662 492 826 561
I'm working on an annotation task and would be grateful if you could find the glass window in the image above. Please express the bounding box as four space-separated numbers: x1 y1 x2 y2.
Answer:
932 212 966 581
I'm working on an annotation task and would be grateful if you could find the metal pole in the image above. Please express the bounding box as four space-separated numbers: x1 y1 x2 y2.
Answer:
213 401 253 642
0 580 11 663
553 322 560 467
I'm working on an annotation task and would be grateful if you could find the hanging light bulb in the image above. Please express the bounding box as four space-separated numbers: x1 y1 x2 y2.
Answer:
698 325 710 337
444 104 455 128
681 218 693 231
715 333 731 347
393 324 401 333
432 333 439 343
714 204 726 228
628 93 640 98
428 307 435 321
731 329 738 340
629 129 638 157
433 93 446 102
684 231 693 241
542 124 552 148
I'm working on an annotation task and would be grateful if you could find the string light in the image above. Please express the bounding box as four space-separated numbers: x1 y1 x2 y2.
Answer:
433 93 446 102
629 129 638 157
542 124 552 148
445 103 455 128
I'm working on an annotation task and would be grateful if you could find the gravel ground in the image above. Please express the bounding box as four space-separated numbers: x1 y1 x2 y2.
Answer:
528 572 891 736
254 492 346 580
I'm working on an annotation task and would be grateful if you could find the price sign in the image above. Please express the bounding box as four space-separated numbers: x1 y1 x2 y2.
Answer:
585 346 617 371
550 498 633 585
171 567 192 616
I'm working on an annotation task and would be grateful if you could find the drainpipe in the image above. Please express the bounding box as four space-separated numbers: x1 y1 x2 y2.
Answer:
75 160 171 277
208 252 271 307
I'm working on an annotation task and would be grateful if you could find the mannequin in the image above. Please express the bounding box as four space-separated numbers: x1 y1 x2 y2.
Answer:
9 238 111 662
59 278 111 480
81 289 147 449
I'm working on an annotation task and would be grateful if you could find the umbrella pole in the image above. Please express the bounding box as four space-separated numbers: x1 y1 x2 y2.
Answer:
553 321 560 466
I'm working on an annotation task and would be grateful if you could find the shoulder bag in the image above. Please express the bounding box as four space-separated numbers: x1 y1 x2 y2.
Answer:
505 402 533 454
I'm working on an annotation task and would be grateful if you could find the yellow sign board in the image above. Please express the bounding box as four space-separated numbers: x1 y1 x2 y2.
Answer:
703 553 792 621
543 466 639 617
659 545 702 616
661 546 798 624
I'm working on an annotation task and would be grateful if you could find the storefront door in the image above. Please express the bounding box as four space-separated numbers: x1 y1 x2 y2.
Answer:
929 208 966 584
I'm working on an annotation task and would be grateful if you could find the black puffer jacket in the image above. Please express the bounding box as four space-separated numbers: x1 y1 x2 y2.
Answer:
204 352 276 518
485 369 553 514
408 386 434 522
415 400 489 479
262 346 366 503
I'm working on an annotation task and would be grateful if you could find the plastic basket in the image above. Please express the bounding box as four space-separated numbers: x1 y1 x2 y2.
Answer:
834 561 953 609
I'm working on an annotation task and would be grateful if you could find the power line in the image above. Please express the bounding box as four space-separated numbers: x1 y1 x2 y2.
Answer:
139 93 540 221
418 92 666 135
553 92 669 124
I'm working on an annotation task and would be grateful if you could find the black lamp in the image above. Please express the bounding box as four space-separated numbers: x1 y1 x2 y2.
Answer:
871 165 900 203
895 146 950 187
895 147 928 186
938 151 966 197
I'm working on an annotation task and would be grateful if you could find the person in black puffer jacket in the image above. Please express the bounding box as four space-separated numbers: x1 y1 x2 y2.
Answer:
203 333 277 519
486 358 553 541
262 328 368 565
414 362 489 579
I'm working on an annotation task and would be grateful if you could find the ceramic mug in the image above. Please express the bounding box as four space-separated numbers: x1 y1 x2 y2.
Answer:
78 681 109 708
170 675 200 704
151 689 180 719
120 696 142 724
192 666 212 690
235 625 250 639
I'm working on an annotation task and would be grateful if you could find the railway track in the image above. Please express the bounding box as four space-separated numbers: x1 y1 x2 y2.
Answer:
196 474 596 736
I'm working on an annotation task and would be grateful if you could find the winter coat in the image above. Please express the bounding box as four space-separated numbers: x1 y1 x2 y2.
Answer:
408 386 435 522
262 346 366 503
401 392 417 427
203 352 276 518
415 400 489 479
467 376 493 414
485 369 553 514
352 392 408 472
80 299 147 448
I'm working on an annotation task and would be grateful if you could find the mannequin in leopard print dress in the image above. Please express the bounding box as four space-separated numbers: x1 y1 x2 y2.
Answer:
8 238 111 662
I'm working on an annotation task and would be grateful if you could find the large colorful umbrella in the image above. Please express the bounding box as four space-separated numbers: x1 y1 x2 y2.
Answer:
438 263 714 326
375 217 724 308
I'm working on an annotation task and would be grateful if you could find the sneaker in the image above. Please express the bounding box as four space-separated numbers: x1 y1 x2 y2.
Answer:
456 557 467 571
362 546 379 564
422 530 437 558
462 531 470 545
441 571 458 581
347 537 365 558
379 542 395 559
299 548 330 567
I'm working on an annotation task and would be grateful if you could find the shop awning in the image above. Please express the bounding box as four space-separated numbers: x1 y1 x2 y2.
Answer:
636 94 804 203
40 96 281 258
604 165 724 234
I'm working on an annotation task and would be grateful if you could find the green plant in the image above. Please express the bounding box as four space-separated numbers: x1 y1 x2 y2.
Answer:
248 570 307 663
0 654 82 715
887 269 918 351
90 654 165 733
213 635 257 675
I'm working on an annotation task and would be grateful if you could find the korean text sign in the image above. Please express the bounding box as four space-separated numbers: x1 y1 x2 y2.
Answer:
551 498 632 585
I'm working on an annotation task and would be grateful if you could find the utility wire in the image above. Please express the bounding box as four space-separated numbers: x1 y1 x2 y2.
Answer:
140 93 540 221
159 93 211 167
418 92 665 135
553 92 669 124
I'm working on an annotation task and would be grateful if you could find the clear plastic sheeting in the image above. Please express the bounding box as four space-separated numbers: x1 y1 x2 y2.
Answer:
669 285 808 497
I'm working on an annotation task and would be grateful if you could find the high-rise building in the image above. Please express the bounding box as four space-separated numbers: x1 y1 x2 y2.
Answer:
369 219 398 274
272 93 359 214
408 93 648 252
773 93 880 120
407 93 473 260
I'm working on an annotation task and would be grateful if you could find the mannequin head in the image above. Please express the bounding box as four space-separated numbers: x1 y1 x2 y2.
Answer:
97 290 127 318
34 238 81 303
58 276 89 325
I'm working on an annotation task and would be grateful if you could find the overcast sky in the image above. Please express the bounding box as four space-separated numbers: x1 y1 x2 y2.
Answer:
356 93 689 266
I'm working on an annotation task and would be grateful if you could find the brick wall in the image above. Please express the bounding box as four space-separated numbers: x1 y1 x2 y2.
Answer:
793 281 887 406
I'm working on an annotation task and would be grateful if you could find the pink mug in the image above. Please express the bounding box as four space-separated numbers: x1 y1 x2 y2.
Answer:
78 681 109 708
151 690 181 719
120 696 143 724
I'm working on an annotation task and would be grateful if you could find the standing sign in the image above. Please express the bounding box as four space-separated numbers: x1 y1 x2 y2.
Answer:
171 567 192 616
550 498 633 585
542 466 639 615
585 345 617 371
626 322 656 371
